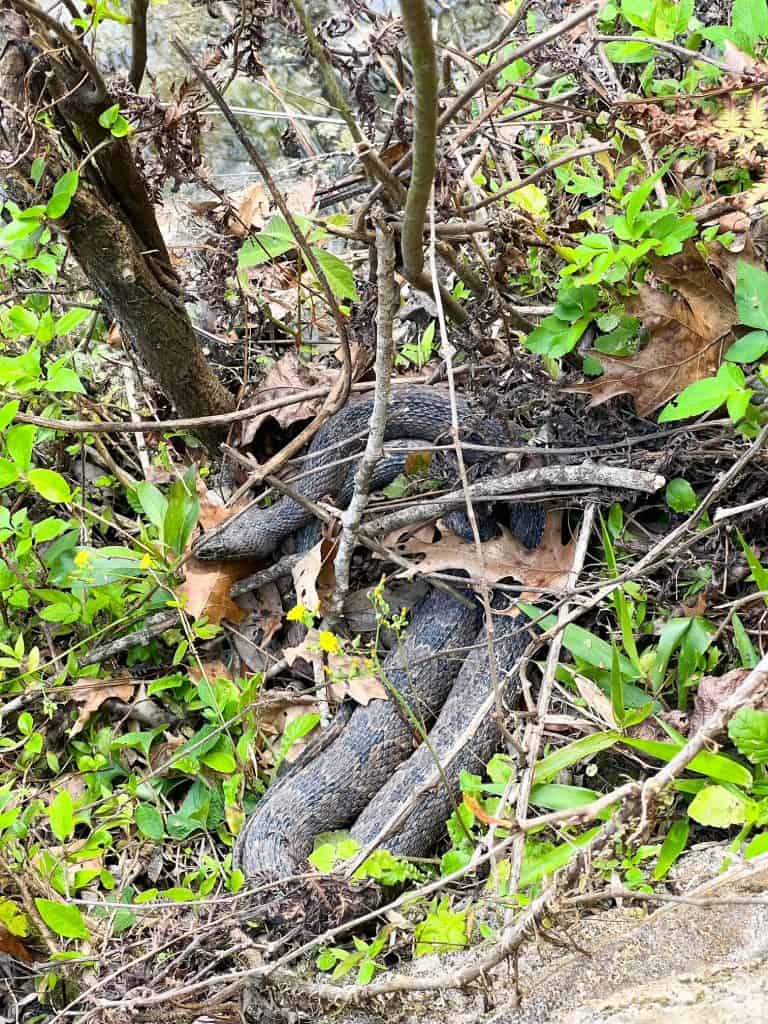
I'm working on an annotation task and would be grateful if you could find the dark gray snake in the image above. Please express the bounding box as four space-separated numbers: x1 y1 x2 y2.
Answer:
191 386 543 889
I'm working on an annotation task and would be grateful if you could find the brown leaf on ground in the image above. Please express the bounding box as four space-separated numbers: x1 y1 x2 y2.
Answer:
566 242 737 415
69 675 135 737
256 691 322 765
292 533 338 612
240 345 368 446
188 660 232 685
0 924 33 963
686 667 757 735
225 179 317 237
283 628 387 706
384 511 576 594
176 558 251 625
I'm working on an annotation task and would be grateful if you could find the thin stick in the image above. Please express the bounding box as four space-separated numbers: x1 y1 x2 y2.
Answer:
331 218 396 618
12 373 459 435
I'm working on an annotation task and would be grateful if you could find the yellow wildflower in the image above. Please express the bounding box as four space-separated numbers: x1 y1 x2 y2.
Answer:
318 630 340 654
287 603 309 623
74 549 91 567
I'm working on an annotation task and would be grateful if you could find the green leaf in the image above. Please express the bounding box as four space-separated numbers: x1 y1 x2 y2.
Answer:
6 424 35 472
620 735 752 786
687 785 748 827
31 157 45 187
736 261 768 329
164 476 200 556
46 171 79 219
665 478 697 513
745 831 768 859
312 248 359 301
728 707 768 764
48 790 74 842
135 803 165 840
238 213 321 268
35 898 90 940
54 308 91 336
653 818 689 879
534 732 620 784
28 469 72 503
658 363 746 422
725 330 768 363
0 458 20 487
8 305 39 336
45 366 85 394
529 783 608 815
98 103 120 128
733 0 768 49
0 401 19 431
524 315 591 358
733 614 759 668
414 897 468 957
604 39 658 62
201 739 237 774
519 827 600 888
273 712 320 773
134 482 168 534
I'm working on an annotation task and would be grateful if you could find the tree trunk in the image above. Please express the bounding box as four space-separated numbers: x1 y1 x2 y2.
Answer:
0 5 235 439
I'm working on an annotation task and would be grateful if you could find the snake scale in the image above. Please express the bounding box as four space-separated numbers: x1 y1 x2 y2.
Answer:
191 386 544 891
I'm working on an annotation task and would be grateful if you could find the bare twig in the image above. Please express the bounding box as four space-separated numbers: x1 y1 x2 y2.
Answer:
366 463 666 536
331 218 396 618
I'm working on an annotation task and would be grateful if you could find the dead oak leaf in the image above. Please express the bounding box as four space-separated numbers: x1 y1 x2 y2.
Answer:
384 511 576 594
176 558 252 625
567 242 737 415
240 345 368 446
0 924 33 964
284 629 387 706
69 675 135 737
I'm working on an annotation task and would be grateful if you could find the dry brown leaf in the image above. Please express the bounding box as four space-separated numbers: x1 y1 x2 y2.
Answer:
240 345 367 446
572 672 618 728
686 667 757 735
566 242 737 415
0 924 33 963
176 485 258 625
226 179 317 237
188 660 232 685
69 675 135 737
176 558 251 625
256 692 322 765
292 534 338 611
284 629 387 706
384 511 576 594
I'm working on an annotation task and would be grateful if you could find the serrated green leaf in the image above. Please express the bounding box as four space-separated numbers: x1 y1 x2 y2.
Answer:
728 707 768 764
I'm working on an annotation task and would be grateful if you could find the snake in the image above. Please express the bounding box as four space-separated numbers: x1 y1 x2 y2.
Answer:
191 386 544 899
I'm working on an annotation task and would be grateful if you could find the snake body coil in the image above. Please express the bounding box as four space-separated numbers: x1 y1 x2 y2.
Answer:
198 387 541 895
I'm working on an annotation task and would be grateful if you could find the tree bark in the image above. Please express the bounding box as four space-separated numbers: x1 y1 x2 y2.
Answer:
0 4 235 439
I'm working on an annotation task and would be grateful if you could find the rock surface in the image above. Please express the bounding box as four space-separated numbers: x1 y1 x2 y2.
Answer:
246 845 768 1023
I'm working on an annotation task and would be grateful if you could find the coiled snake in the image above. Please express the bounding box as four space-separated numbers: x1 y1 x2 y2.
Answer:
192 386 544 896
